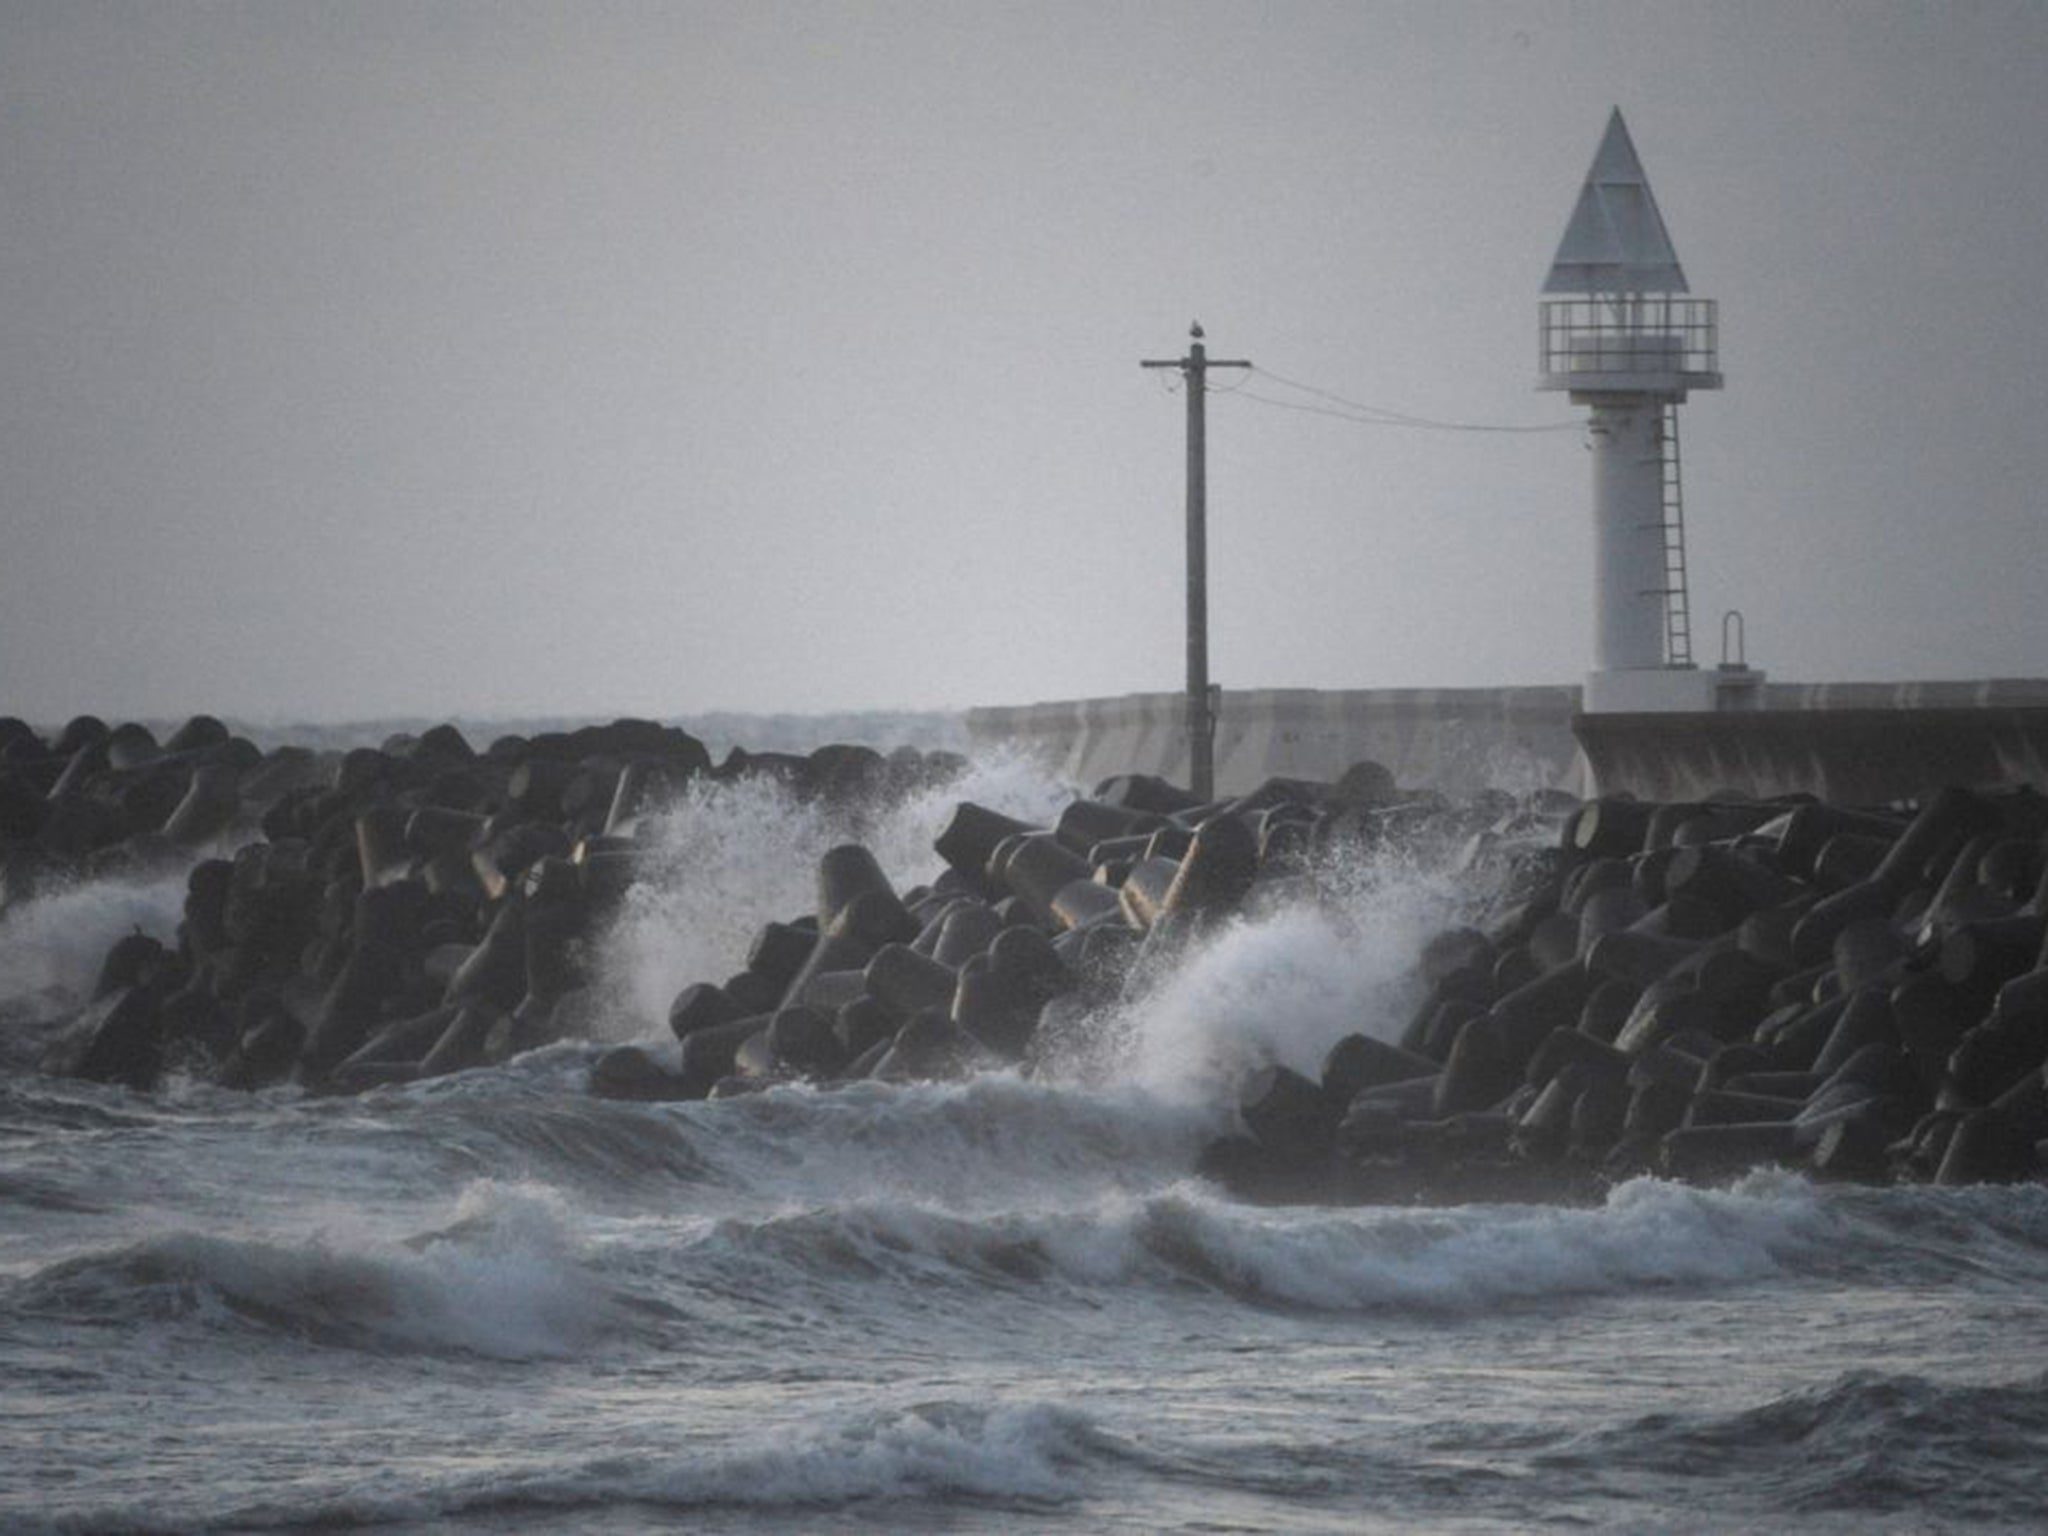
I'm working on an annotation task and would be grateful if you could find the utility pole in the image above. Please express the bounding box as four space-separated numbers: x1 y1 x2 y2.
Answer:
1142 322 1249 801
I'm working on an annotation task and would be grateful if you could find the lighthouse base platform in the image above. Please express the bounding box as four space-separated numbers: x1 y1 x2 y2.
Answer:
1583 665 1766 714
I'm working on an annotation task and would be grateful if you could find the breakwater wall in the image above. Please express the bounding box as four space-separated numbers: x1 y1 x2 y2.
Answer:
967 687 1586 800
970 679 2048 803
3 713 966 1092
559 770 2048 1199
17 707 2048 1200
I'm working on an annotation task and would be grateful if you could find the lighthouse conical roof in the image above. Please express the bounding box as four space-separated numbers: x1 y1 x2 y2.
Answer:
1542 109 1690 295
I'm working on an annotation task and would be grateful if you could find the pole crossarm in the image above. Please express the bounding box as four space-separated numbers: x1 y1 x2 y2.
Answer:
1138 325 1249 801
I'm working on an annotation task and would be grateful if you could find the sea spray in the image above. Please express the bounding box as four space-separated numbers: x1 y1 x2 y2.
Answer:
592 745 1074 1037
1042 829 1489 1105
1107 907 1386 1097
671 1074 1217 1207
0 869 188 1005
9 725 2048 1535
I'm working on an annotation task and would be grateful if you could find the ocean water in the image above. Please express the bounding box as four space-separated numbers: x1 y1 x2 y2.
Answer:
4 751 2048 1533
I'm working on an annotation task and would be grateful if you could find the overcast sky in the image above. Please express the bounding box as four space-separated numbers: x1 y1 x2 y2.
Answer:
4 1 2045 726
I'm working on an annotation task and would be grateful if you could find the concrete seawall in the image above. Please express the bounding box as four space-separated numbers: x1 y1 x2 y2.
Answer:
1576 702 2048 803
968 678 2048 802
968 687 1585 799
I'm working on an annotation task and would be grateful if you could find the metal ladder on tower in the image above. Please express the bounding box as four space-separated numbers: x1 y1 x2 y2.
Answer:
1659 401 1694 667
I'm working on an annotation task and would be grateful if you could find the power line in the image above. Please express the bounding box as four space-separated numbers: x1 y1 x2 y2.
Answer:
1229 365 1578 434
1241 365 1443 425
1232 388 1415 424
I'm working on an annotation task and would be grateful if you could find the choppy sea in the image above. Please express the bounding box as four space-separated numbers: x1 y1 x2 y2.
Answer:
4 740 2047 1533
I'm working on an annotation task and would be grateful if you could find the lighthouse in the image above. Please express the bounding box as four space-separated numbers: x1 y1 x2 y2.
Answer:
1539 109 1762 712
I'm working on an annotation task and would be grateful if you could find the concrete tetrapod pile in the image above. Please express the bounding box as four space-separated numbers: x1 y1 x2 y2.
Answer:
587 761 1475 1105
3 711 958 1094
603 771 2048 1203
1208 781 2048 1203
16 708 2048 1201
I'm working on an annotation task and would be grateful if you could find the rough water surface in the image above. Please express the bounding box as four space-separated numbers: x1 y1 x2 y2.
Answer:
4 750 2047 1533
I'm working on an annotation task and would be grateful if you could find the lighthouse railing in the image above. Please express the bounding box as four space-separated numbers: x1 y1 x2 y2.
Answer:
1539 296 1718 384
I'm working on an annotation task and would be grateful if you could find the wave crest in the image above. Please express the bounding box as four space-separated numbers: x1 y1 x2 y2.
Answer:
646 1172 1837 1316
1541 1367 2048 1520
9 1181 605 1360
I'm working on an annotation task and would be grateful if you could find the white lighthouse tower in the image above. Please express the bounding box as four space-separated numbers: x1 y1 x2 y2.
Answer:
1539 109 1761 712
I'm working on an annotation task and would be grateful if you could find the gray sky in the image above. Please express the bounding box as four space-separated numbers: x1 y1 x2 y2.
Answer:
4 0 2045 725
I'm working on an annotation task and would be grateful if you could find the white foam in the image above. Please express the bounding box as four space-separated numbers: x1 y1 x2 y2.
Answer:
643 1397 1095 1506
374 1180 605 1358
0 871 189 1005
592 746 1074 1037
28 1179 606 1360
1064 843 1476 1104
592 775 841 1035
202 1397 1099 1531
659 1170 1831 1315
406 1398 1102 1517
1132 1171 1827 1312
